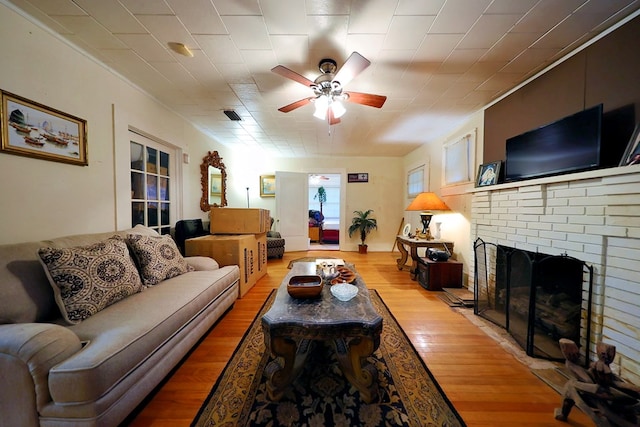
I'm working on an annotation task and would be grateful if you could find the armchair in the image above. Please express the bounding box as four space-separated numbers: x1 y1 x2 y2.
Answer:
266 217 285 259
174 219 209 255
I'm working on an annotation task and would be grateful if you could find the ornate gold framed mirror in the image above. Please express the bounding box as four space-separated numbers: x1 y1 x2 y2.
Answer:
200 150 227 211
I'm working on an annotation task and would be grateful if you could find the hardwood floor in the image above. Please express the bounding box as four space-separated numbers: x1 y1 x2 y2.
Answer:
125 251 593 427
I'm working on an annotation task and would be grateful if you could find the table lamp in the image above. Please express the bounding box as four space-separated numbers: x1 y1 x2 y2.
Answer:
406 192 450 239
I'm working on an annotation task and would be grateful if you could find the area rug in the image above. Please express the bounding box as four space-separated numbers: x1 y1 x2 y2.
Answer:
192 290 466 426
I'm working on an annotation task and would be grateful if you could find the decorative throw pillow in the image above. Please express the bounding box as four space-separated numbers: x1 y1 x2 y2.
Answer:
38 238 144 324
126 234 194 287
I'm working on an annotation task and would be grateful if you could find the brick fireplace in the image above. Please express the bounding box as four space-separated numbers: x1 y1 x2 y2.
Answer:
470 166 640 384
474 239 593 363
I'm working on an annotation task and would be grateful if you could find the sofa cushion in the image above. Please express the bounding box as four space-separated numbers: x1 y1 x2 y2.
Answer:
126 234 194 287
38 238 144 325
48 265 240 404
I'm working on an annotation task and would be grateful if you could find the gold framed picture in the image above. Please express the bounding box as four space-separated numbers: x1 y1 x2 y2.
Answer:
0 90 87 166
260 174 275 197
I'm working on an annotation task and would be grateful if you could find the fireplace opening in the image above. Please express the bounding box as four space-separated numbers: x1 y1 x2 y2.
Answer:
474 238 593 363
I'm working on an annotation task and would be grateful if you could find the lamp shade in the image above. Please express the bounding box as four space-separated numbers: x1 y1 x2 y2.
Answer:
406 192 450 212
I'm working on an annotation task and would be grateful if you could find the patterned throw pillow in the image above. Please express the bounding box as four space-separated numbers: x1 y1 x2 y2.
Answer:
38 238 144 324
126 234 194 287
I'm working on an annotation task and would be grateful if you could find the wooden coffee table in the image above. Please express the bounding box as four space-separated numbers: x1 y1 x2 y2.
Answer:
261 262 383 403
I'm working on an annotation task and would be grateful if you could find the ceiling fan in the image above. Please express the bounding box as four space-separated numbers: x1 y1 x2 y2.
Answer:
271 52 387 125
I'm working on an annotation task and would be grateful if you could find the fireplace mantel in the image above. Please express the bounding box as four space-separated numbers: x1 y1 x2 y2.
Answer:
469 164 640 193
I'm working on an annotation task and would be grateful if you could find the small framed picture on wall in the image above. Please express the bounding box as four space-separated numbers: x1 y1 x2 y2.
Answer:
260 174 275 197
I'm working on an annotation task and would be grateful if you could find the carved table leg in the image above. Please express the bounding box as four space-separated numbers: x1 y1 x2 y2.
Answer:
409 246 420 280
332 336 378 403
396 239 409 271
264 336 312 401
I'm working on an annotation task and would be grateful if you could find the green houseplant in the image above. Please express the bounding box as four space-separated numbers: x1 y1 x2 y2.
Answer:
314 186 327 215
348 209 377 254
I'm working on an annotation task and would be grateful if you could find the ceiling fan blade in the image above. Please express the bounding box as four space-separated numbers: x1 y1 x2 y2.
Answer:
271 65 315 88
333 52 370 87
327 108 341 125
278 97 313 113
345 92 387 108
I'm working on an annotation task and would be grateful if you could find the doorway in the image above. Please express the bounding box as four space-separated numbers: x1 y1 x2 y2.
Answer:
308 173 341 251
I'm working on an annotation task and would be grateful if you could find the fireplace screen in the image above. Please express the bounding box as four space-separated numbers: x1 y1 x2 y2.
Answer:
474 238 593 363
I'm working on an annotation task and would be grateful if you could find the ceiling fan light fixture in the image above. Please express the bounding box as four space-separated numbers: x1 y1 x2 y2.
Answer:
331 100 346 119
313 95 329 120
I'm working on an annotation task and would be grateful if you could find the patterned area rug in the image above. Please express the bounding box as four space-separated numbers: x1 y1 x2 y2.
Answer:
192 290 466 426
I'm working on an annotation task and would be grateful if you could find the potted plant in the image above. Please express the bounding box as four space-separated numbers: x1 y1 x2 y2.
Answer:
314 186 327 215
348 209 377 254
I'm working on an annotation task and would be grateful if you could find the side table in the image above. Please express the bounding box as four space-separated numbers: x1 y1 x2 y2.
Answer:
395 235 454 281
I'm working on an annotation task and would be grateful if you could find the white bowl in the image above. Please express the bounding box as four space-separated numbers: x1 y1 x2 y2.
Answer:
330 283 358 301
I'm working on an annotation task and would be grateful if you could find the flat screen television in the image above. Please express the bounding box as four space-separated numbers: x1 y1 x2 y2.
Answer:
504 104 603 182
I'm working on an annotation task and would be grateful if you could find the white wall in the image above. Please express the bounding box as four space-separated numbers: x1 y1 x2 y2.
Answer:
402 111 485 286
0 3 224 244
223 154 404 252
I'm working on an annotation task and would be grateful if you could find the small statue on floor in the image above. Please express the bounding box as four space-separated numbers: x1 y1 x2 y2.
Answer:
555 338 640 426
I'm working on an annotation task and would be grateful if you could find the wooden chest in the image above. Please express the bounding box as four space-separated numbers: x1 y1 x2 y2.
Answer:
417 258 463 291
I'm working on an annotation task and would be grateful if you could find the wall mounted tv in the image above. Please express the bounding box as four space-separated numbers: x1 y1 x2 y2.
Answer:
504 104 603 182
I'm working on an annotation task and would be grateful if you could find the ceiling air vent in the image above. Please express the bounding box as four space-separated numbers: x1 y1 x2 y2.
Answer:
223 110 242 121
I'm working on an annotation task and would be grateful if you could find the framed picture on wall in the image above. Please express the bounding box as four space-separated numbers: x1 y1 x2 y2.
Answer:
260 174 275 197
619 123 640 166
0 90 88 166
476 161 502 187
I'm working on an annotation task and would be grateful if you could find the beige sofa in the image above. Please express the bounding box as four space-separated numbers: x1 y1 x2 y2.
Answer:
0 225 239 427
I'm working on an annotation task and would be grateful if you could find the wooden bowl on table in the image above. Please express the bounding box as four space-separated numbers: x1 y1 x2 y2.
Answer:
287 275 323 299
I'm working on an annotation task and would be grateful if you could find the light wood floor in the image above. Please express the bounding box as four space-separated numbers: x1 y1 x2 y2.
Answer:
125 251 593 427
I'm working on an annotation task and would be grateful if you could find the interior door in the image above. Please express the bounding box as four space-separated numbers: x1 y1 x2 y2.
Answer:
275 171 308 251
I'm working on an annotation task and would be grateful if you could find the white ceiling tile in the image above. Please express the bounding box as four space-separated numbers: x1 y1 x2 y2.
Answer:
415 33 464 61
481 32 540 62
396 0 445 15
458 14 523 49
194 34 243 63
136 15 196 46
512 0 586 33
22 0 85 15
383 15 435 50
215 63 253 84
348 0 397 34
305 0 352 15
212 0 262 16
54 16 127 49
501 47 561 73
270 35 310 67
532 13 598 49
429 0 493 34
118 0 172 15
438 49 487 74
73 0 144 33
485 0 539 14
116 34 174 62
261 0 307 35
165 0 227 34
221 15 271 49
306 15 349 49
